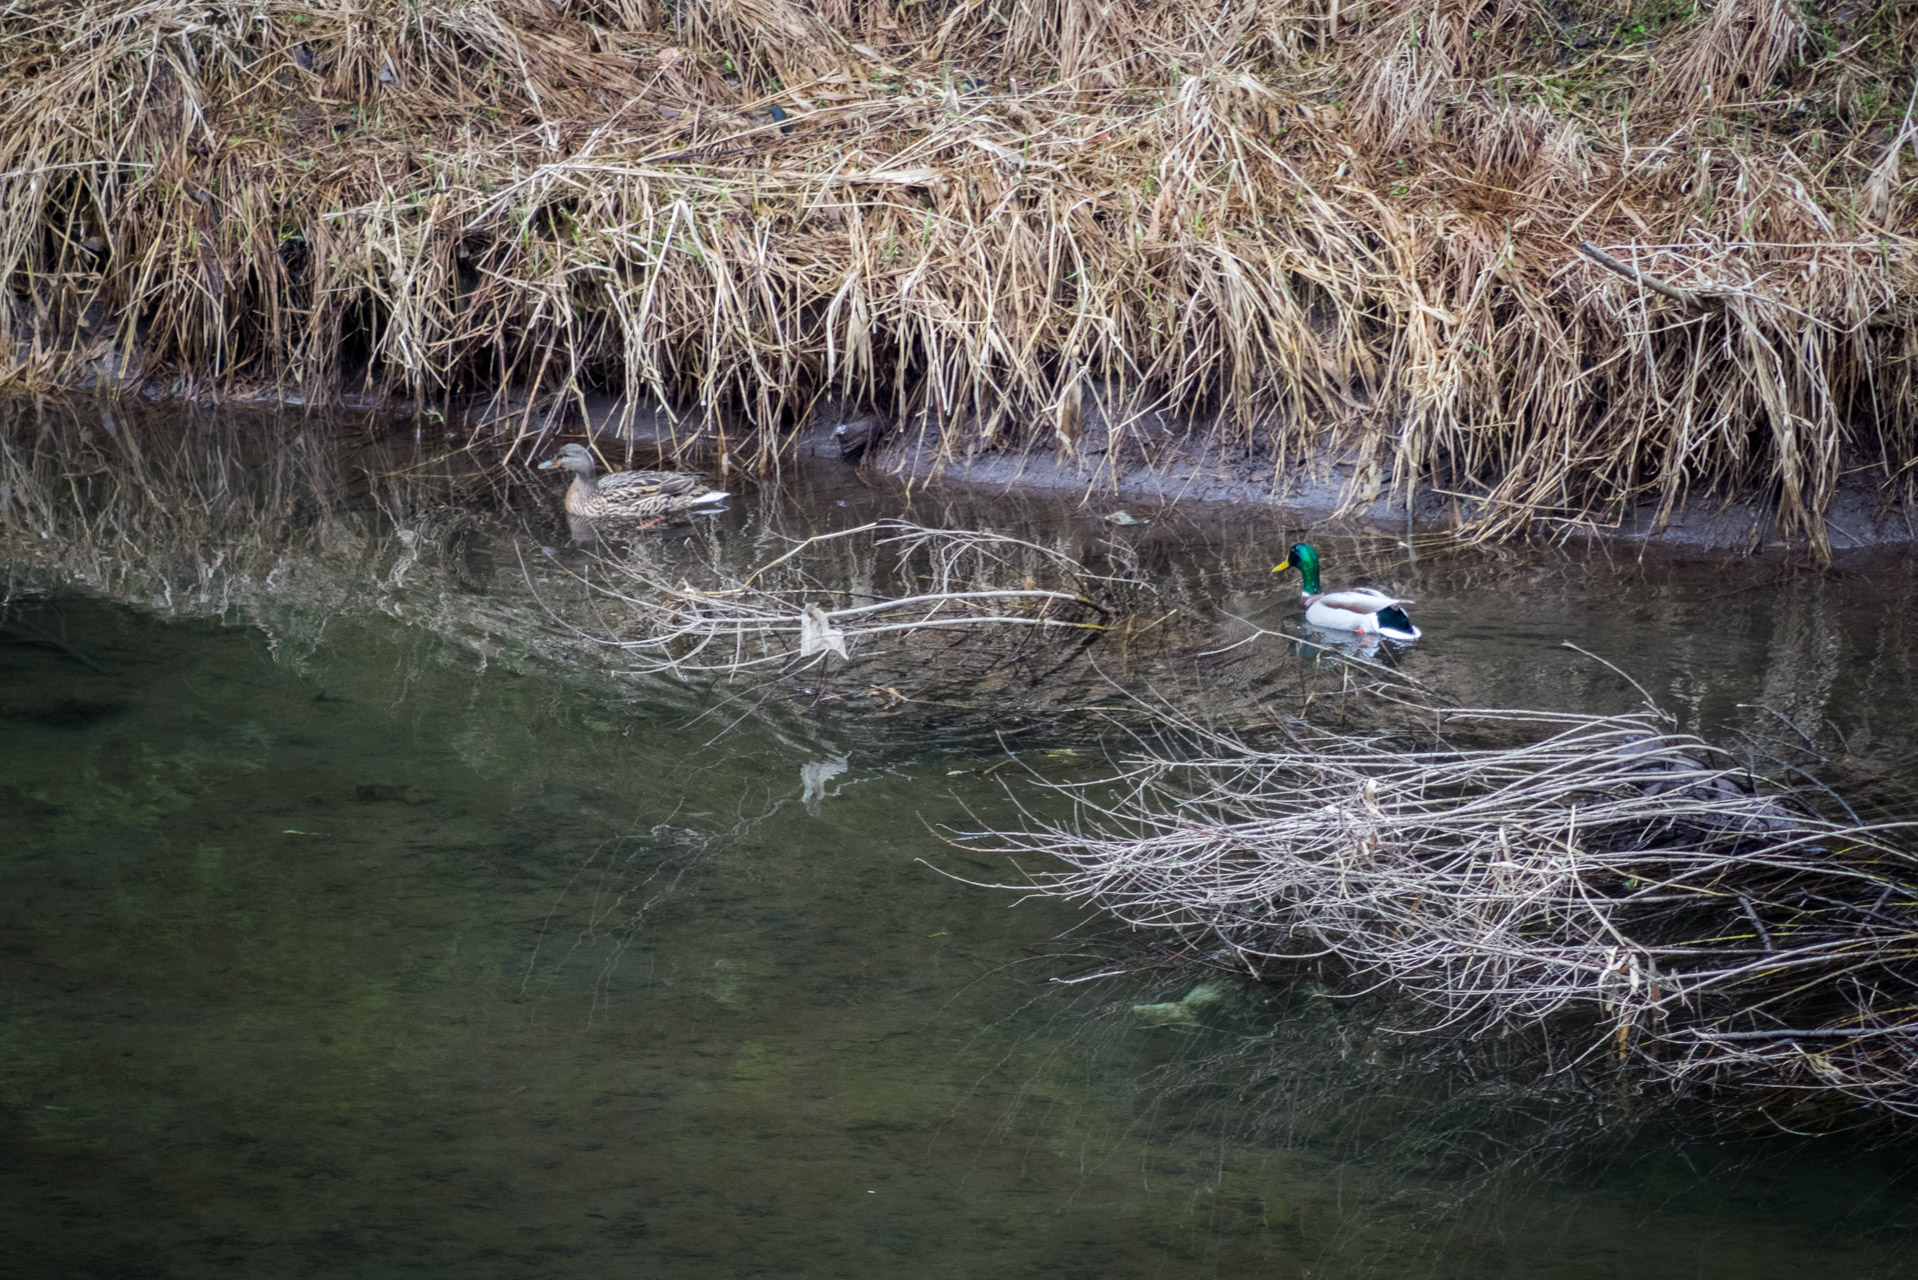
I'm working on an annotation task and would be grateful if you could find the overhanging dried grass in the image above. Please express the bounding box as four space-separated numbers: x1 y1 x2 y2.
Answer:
3 0 1917 546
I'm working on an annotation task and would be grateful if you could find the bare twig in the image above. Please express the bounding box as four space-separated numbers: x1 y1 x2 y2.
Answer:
1578 241 1708 310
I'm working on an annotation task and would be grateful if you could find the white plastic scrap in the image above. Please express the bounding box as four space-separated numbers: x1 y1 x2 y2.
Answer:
799 604 849 660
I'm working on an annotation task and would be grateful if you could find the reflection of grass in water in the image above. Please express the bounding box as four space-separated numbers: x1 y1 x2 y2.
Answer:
12 410 1918 1272
14 399 1905 765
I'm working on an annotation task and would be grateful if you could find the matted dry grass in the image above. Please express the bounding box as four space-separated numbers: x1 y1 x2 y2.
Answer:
3 0 1916 545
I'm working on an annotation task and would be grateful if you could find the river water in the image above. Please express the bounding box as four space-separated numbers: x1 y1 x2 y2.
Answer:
4 403 1918 1277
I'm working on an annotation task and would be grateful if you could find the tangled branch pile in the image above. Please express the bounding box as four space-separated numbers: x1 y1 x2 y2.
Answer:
4 0 1917 544
542 519 1118 681
975 691 1918 1120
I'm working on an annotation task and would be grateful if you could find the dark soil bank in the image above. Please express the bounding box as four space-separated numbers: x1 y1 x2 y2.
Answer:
595 398 1918 551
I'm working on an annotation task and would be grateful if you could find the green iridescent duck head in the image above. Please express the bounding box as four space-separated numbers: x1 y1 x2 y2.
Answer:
1271 543 1322 595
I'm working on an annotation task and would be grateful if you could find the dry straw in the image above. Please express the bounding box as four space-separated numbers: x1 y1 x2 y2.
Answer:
1 0 1915 546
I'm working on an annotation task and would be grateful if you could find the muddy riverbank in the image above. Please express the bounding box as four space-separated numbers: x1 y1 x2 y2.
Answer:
556 394 1918 551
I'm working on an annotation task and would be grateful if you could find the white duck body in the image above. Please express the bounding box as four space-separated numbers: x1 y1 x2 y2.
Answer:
1301 588 1421 642
1273 542 1421 643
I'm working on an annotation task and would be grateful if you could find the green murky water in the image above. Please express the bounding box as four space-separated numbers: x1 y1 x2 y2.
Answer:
5 404 1918 1277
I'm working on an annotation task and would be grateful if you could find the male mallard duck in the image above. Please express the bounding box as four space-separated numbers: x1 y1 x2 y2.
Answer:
538 443 727 522
1272 543 1421 642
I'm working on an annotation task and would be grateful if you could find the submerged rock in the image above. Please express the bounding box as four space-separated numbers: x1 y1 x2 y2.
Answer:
1131 979 1232 1026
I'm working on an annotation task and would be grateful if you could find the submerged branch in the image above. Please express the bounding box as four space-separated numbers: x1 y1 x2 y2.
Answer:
959 682 1918 1124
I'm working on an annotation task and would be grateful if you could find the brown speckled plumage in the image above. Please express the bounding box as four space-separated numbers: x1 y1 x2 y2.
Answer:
538 444 727 521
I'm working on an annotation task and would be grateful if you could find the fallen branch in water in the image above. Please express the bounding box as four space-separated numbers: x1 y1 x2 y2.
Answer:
957 680 1918 1126
539 520 1130 680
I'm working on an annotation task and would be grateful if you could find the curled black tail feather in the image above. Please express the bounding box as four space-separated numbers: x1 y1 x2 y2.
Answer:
1376 605 1420 640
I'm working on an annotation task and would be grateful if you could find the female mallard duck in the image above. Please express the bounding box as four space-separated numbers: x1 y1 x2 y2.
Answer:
538 443 727 522
1272 543 1421 642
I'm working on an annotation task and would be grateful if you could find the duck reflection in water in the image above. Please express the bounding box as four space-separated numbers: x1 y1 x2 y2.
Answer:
1289 627 1403 667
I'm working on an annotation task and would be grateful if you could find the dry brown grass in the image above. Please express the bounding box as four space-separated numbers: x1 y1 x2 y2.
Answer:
2 0 1916 546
